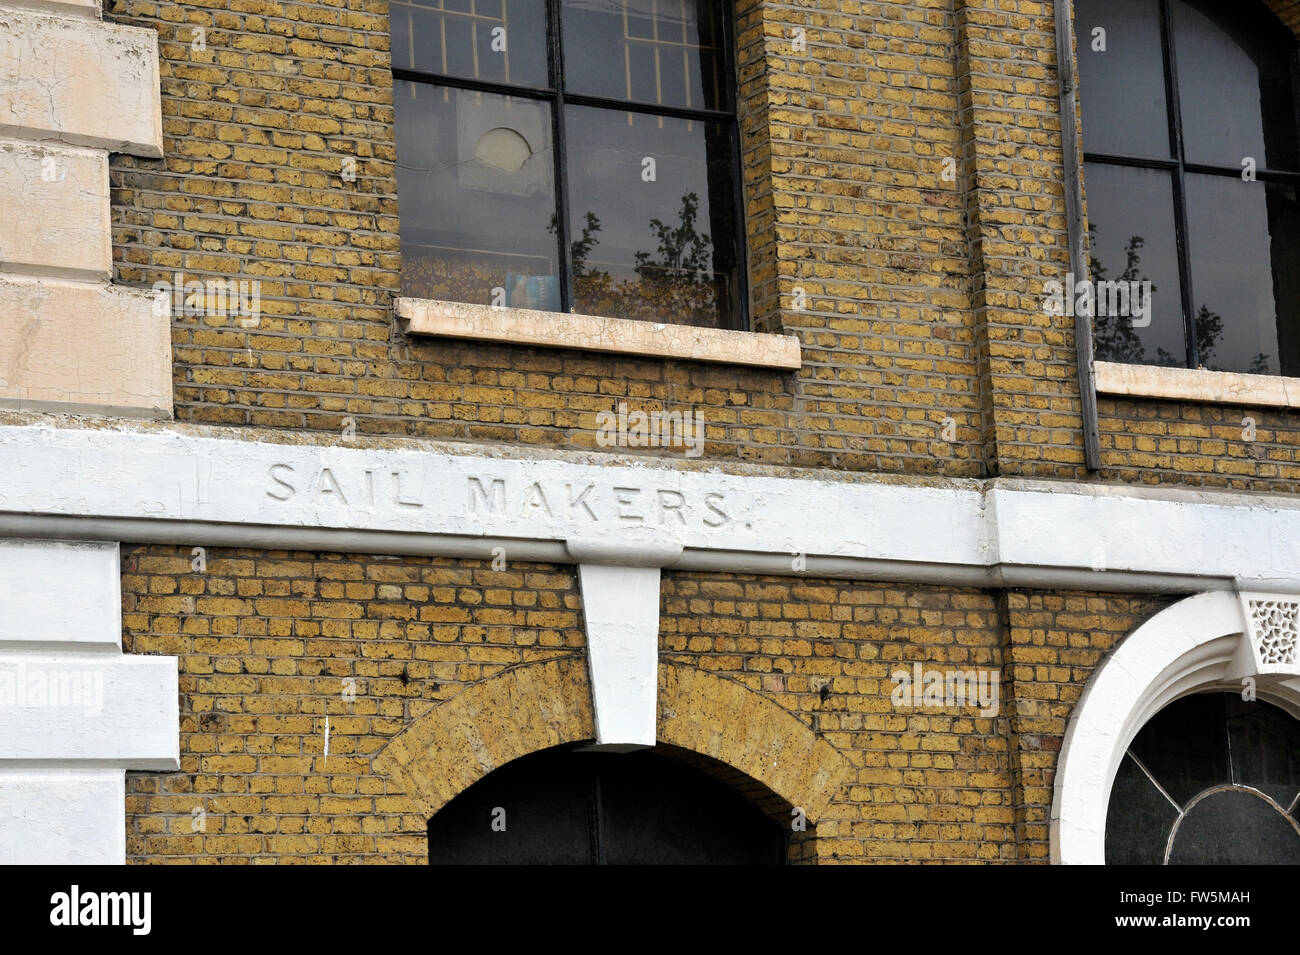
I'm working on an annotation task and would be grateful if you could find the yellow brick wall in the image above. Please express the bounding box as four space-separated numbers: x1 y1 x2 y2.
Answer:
122 544 1176 863
104 0 1300 485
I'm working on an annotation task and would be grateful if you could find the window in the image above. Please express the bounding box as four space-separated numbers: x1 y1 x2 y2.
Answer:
391 0 745 330
426 746 786 864
1077 0 1300 376
1105 692 1300 863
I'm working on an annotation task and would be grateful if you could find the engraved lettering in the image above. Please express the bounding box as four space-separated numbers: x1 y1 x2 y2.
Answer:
314 467 347 505
266 463 295 501
391 471 423 508
704 492 728 527
567 483 597 521
613 486 643 523
656 489 686 525
469 477 506 514
521 482 552 517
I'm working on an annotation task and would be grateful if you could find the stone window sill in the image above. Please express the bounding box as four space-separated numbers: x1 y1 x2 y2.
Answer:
396 297 802 371
1095 360 1300 408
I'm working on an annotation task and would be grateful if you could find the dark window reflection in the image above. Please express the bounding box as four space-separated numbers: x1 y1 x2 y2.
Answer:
1183 174 1300 375
1082 163 1184 366
392 0 742 327
1076 0 1170 159
1173 0 1299 172
1105 693 1300 865
395 83 561 309
565 106 739 327
561 0 727 110
1105 753 1181 865
1167 788 1300 864
1079 0 1300 373
392 0 548 87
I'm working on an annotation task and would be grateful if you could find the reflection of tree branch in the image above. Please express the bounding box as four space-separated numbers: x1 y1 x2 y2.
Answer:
1089 226 1266 371
1090 226 1160 365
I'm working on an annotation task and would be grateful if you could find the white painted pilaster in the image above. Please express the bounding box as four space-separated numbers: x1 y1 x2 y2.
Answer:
0 539 178 864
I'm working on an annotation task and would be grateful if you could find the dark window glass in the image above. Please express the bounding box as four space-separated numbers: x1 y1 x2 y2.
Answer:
1172 0 1299 172
560 0 727 111
1083 163 1184 366
394 83 560 308
1078 0 1300 373
565 106 738 327
1183 174 1300 374
1076 0 1170 159
1167 788 1300 864
427 746 786 864
392 0 743 328
391 0 548 87
1105 693 1300 865
1105 753 1181 865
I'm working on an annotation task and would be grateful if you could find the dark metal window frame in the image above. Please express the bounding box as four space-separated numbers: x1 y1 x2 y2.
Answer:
1082 0 1300 369
392 0 750 331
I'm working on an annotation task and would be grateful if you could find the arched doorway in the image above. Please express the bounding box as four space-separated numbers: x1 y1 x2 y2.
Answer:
426 745 787 864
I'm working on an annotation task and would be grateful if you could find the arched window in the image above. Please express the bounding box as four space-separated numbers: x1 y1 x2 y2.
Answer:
426 745 786 864
1077 0 1300 376
391 0 744 330
1105 692 1300 863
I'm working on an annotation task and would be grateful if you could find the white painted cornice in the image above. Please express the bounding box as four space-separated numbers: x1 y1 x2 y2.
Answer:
0 419 1298 592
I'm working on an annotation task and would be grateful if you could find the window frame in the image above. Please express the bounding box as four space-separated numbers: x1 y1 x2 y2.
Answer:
390 0 751 332
1081 0 1300 371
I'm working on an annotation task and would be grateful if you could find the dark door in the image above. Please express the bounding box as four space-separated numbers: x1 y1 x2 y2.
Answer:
427 746 786 864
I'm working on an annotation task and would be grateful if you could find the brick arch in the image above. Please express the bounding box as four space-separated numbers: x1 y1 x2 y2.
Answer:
373 656 852 824
1265 0 1300 37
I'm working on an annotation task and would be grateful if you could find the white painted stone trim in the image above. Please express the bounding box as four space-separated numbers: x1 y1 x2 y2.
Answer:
0 7 163 157
397 297 802 370
1095 360 1300 408
2 421 1300 593
1051 590 1300 864
0 539 121 649
0 538 179 864
0 768 126 864
576 564 660 748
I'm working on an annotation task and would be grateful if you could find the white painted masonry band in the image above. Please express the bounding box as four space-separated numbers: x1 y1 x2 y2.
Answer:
0 138 111 280
0 537 178 863
0 539 121 649
0 8 163 157
2 420 1300 592
0 277 173 418
577 564 661 748
1052 591 1300 864
0 768 126 864
1095 360 1300 408
397 297 803 370
0 653 179 765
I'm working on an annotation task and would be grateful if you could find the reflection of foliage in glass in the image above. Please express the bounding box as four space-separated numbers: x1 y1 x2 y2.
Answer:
1089 225 1270 372
1089 225 1159 365
556 193 721 327
405 198 722 325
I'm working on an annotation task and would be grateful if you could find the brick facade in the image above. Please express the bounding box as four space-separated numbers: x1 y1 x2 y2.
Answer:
76 0 1300 865
122 545 1174 863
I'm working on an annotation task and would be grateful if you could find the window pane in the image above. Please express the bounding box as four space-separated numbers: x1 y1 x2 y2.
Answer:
395 82 561 310
1172 0 1299 171
564 105 739 327
1166 789 1300 864
561 0 727 110
391 0 548 88
1184 174 1300 375
1083 163 1185 365
1105 753 1180 865
1076 0 1170 159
